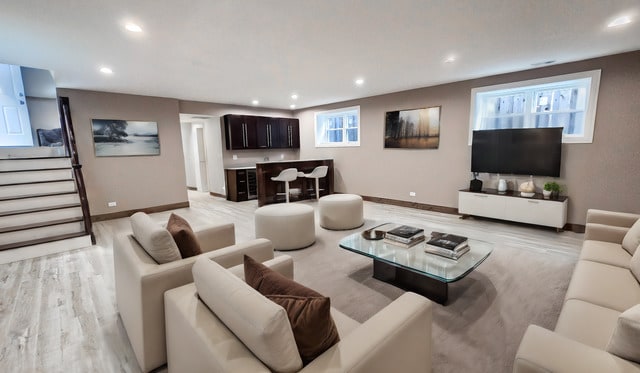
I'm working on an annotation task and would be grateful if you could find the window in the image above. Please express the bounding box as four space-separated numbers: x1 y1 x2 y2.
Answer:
314 106 360 147
469 70 601 143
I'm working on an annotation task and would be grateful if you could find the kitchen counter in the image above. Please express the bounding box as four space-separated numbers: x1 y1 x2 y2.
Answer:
256 159 333 206
224 166 256 170
255 158 331 165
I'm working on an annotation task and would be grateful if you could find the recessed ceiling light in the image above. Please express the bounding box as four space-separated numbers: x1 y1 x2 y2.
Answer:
100 67 113 74
291 94 298 100
608 15 632 28
355 78 364 86
125 23 143 32
290 104 296 109
444 56 456 63
252 100 259 105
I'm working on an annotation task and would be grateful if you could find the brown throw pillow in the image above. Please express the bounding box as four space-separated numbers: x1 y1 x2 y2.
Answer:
244 255 340 364
244 254 321 297
267 295 340 365
167 213 202 258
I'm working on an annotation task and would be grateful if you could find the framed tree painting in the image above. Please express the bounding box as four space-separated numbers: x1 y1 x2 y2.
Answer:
384 106 441 149
91 119 160 156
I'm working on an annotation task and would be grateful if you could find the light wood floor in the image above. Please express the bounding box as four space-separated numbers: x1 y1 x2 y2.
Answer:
0 191 584 372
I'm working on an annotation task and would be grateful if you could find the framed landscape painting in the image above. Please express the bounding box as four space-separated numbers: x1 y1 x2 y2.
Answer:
384 106 441 149
91 119 160 157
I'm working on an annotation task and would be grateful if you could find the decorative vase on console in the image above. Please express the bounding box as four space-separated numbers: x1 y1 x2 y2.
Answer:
519 179 536 198
498 178 507 194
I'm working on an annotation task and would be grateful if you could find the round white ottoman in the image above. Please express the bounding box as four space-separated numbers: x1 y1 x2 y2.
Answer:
318 194 364 230
255 203 315 250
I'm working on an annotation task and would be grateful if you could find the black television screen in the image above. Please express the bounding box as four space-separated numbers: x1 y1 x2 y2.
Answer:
471 128 562 177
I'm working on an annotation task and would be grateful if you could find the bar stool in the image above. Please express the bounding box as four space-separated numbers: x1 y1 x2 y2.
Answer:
302 165 328 199
270 168 298 203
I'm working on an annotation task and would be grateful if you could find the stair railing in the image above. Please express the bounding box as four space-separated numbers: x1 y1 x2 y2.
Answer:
58 96 95 244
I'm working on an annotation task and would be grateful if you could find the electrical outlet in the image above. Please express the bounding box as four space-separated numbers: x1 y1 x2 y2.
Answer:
108 201 117 207
232 154 238 160
409 191 416 197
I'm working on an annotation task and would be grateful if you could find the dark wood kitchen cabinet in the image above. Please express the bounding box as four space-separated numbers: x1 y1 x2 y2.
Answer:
285 118 300 148
224 115 258 150
256 116 300 149
224 114 299 150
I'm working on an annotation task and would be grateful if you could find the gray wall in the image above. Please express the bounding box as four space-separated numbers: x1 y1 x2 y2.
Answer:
58 89 188 216
59 51 639 225
26 97 59 142
22 66 59 143
296 51 640 225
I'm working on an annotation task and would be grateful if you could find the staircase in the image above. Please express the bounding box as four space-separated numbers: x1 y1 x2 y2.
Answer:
0 97 93 262
0 157 92 252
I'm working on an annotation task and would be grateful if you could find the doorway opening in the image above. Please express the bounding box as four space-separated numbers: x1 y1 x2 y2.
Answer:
179 114 225 197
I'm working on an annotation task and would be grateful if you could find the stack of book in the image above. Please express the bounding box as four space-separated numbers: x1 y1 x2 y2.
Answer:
424 232 469 260
383 225 425 248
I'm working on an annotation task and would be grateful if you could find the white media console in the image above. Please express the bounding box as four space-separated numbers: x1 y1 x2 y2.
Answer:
458 189 568 230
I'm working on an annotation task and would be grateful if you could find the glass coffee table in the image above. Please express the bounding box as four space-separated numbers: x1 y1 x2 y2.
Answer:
339 223 493 304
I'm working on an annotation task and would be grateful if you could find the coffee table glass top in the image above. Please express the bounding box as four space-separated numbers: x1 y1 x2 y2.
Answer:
339 223 493 283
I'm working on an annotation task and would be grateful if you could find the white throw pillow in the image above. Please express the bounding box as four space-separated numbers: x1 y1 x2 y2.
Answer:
606 304 640 363
621 219 640 255
631 246 640 282
192 257 302 372
130 212 181 264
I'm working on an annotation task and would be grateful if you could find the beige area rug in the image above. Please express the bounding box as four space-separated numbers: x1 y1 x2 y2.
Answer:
286 222 578 372
216 202 582 373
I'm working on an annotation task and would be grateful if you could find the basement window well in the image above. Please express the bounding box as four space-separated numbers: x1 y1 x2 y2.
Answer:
314 106 360 147
469 69 601 144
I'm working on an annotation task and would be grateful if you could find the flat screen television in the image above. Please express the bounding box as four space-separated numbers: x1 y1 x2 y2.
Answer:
471 127 562 177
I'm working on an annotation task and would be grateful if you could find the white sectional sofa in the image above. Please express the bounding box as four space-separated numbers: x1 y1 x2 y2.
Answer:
514 209 640 372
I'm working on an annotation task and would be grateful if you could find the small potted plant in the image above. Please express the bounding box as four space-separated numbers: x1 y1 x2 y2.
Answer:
543 181 561 199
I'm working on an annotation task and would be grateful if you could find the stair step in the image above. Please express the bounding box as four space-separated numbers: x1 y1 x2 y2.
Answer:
0 157 71 172
0 169 74 186
0 221 85 246
1 178 75 187
0 207 84 229
0 217 84 234
0 203 82 217
0 192 80 213
0 232 89 252
0 180 77 200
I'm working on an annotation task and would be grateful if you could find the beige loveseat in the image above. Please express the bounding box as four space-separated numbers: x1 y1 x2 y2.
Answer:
164 256 434 372
114 212 284 372
514 209 640 372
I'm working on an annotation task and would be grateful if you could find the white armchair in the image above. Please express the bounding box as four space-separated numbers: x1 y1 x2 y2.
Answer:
113 212 279 372
164 256 433 373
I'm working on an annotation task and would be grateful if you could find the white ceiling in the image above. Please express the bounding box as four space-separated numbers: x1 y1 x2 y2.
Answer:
2 1 639 110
